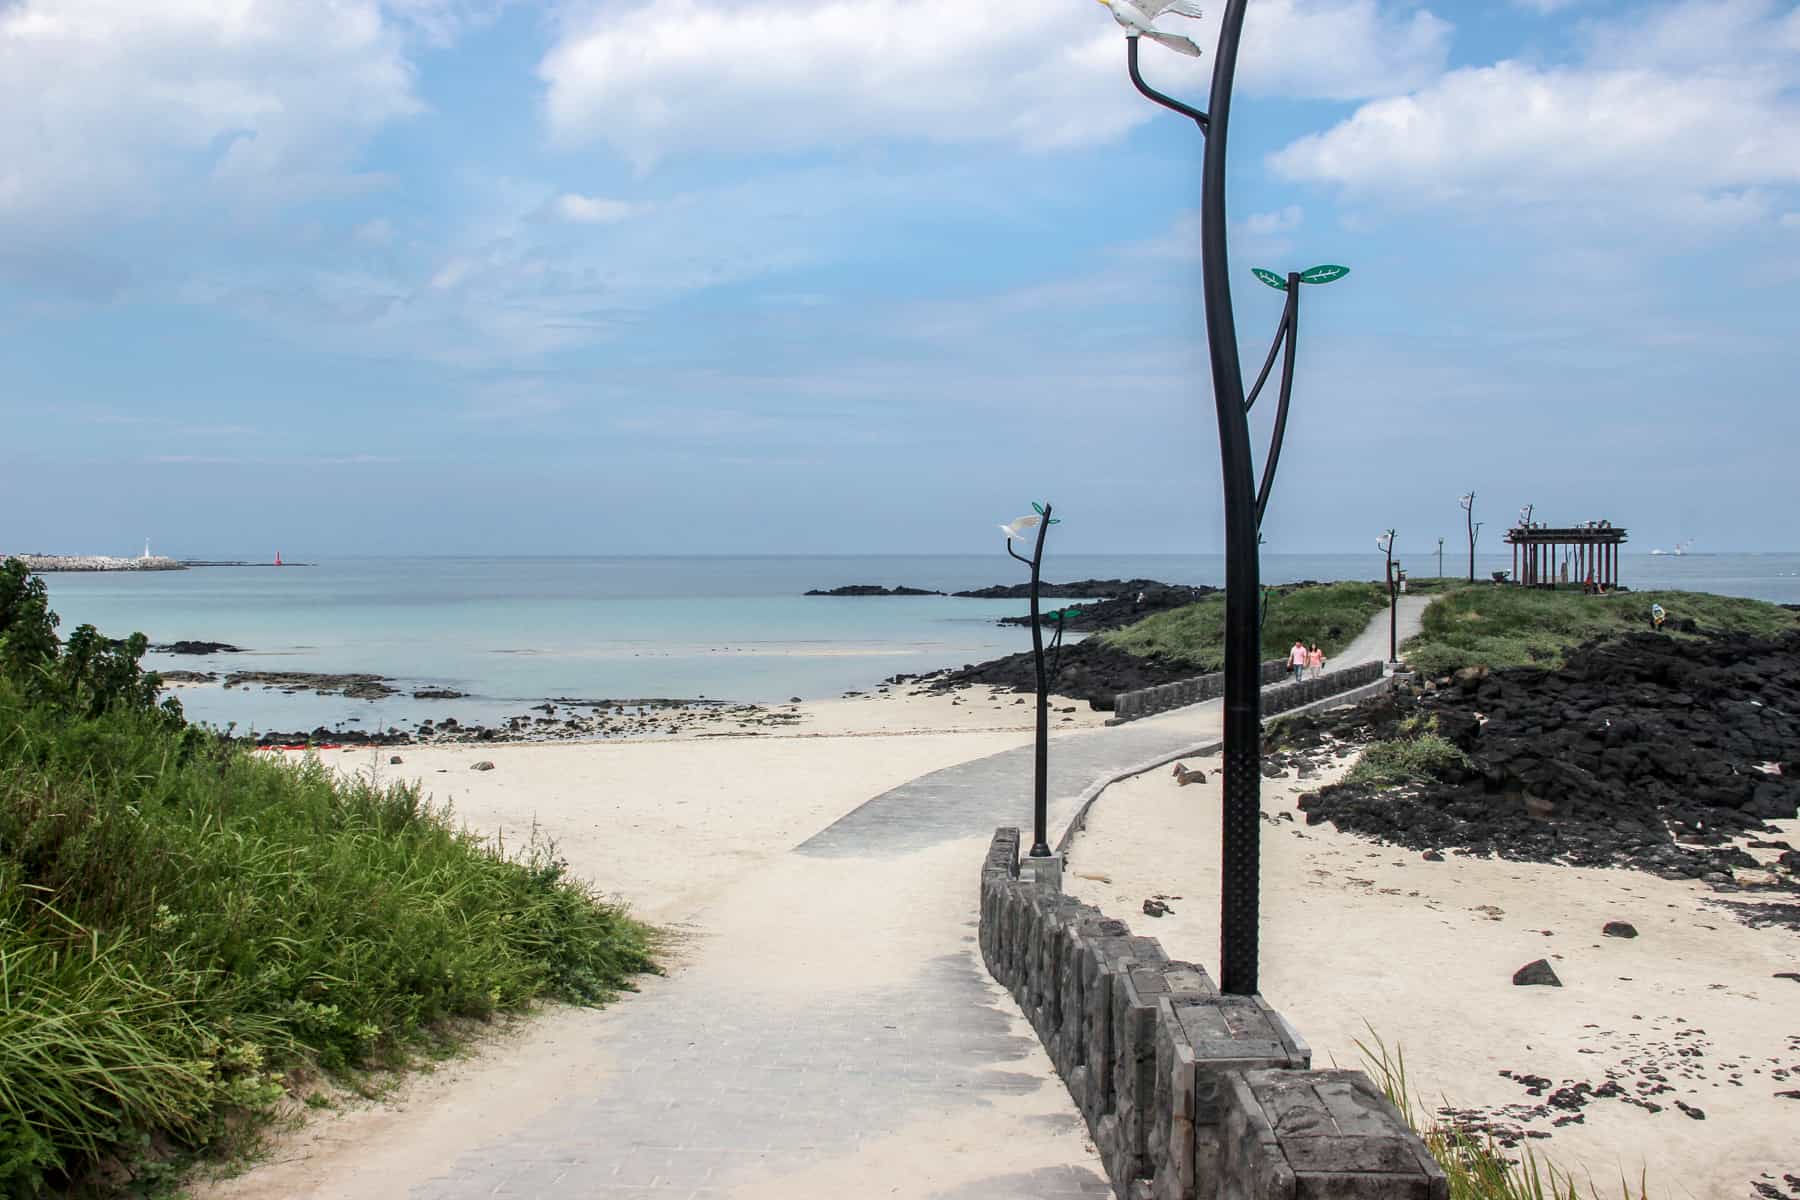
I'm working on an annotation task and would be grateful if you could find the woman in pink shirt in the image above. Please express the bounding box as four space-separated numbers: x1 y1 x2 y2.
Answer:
1308 644 1326 679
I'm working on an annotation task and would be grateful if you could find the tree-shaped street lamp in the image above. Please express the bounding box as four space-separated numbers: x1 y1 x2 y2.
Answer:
1107 0 1348 996
1377 530 1398 663
1459 492 1478 582
1002 503 1061 860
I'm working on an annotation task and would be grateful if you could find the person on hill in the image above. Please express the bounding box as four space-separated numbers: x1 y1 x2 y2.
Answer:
1288 640 1308 682
1308 643 1325 679
1651 603 1667 631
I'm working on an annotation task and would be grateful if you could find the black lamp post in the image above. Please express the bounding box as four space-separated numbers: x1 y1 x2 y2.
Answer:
1436 537 1444 580
1459 492 1478 582
1378 530 1397 662
1121 4 1344 996
1003 503 1059 860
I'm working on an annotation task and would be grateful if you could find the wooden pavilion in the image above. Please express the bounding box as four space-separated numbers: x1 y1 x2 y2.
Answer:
1505 521 1628 589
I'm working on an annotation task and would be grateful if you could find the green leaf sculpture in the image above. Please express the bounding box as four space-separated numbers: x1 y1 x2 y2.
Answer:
1251 268 1288 291
1299 264 1350 285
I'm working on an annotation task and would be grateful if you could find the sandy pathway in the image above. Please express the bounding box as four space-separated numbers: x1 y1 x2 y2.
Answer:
195 691 1138 1200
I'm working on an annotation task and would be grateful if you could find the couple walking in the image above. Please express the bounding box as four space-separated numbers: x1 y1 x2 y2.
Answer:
1288 640 1325 682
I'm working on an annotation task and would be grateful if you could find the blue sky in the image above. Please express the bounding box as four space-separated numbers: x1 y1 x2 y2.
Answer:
3 0 1797 558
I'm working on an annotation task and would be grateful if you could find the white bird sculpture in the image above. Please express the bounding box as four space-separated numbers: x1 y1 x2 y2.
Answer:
1000 515 1043 542
1096 0 1205 57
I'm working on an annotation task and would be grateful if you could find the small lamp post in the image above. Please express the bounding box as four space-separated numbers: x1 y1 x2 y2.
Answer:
1002 502 1060 860
1436 537 1444 580
1378 530 1398 663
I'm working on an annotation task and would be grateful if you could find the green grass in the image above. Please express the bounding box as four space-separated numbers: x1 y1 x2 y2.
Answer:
1402 586 1800 677
1100 580 1390 671
1344 725 1471 787
1359 1030 1648 1200
0 680 656 1194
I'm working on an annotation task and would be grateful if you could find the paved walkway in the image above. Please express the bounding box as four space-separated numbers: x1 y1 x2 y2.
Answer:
263 603 1425 1199
1325 594 1429 675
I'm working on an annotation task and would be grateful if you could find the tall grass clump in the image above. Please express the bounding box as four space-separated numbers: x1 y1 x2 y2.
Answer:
1404 585 1799 678
1344 729 1471 788
1102 580 1390 671
0 558 656 1194
1359 1031 1649 1200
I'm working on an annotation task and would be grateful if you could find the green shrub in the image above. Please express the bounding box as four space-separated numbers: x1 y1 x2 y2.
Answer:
0 560 657 1192
1345 731 1470 787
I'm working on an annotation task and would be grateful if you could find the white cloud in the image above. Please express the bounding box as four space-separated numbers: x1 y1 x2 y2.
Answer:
539 0 1449 167
552 193 642 223
354 218 396 245
1238 205 1304 236
0 0 423 227
1270 0 1800 229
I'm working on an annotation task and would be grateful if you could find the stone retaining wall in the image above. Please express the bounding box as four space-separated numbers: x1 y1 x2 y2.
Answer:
1111 660 1288 723
981 828 1445 1200
1112 659 1387 725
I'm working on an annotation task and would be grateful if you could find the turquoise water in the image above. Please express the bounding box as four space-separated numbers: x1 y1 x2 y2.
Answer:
36 553 1800 732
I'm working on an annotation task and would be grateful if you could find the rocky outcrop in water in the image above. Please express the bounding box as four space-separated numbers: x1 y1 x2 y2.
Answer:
804 584 945 596
224 671 398 699
997 584 1218 632
157 641 243 655
951 578 1175 600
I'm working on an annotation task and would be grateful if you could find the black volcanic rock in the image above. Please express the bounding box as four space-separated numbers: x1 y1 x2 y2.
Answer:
805 584 945 596
1513 959 1562 987
158 640 243 655
1602 921 1639 938
1294 631 1800 879
925 638 1200 710
953 578 1175 600
997 583 1220 632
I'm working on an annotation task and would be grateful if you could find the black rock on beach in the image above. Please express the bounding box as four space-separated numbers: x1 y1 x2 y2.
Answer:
1291 631 1800 880
926 638 1200 709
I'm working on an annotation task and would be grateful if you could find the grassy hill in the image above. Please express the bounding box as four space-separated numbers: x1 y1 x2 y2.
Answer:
1100 580 1390 671
1401 585 1800 676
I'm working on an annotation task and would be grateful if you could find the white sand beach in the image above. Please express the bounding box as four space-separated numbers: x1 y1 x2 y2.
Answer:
194 687 1115 1199
1067 750 1799 1200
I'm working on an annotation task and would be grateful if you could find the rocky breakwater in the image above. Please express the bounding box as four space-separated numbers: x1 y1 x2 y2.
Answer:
13 554 186 572
1287 631 1800 892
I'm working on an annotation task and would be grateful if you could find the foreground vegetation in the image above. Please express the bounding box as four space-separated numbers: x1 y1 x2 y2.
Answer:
1101 580 1390 671
0 559 656 1195
1361 1032 1648 1200
1402 584 1799 677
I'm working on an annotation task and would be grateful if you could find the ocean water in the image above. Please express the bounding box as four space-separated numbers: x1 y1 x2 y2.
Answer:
34 553 1800 733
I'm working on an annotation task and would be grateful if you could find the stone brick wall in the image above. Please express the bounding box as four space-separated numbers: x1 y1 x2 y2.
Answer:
981 829 1446 1200
1111 660 1287 723
1112 659 1387 725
